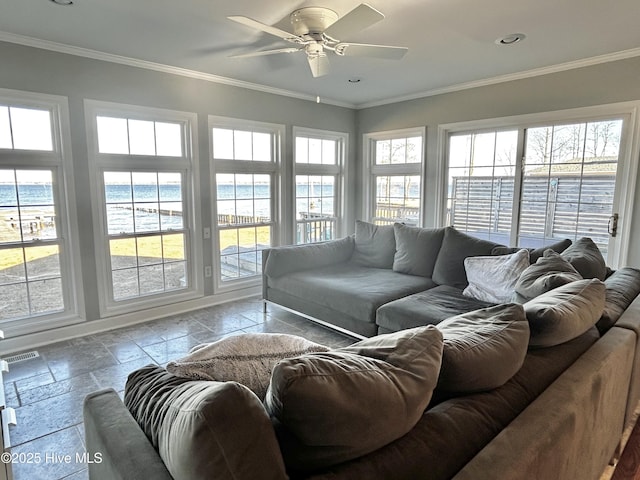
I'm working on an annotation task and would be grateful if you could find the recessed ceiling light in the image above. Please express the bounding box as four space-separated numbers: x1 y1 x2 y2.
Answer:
50 0 74 5
348 78 361 83
495 33 526 45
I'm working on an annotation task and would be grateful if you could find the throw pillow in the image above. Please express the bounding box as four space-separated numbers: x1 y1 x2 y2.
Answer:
514 249 583 302
432 227 501 289
265 326 444 471
392 223 445 277
492 238 572 263
350 220 396 268
523 278 606 348
436 304 530 393
597 267 640 334
462 249 530 303
166 333 329 400
561 237 607 280
125 365 287 480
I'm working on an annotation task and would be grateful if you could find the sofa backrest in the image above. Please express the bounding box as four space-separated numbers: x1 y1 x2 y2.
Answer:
432 227 500 289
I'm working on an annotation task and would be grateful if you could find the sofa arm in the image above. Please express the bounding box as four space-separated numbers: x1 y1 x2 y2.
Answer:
263 235 354 279
84 388 173 480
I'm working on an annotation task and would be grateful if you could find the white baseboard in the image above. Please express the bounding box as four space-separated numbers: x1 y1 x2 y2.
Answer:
1 287 261 355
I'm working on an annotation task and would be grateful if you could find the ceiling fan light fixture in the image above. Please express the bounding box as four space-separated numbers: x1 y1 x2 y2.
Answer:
348 78 361 83
49 0 74 5
495 33 526 45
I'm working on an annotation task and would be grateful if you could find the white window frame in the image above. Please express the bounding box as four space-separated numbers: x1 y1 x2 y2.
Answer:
0 88 84 336
437 101 640 268
293 127 347 243
85 100 202 317
362 127 426 225
209 115 284 293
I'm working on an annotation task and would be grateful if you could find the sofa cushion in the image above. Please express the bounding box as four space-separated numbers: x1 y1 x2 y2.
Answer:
392 223 445 277
264 236 354 278
166 333 328 400
432 227 501 288
350 220 396 268
492 238 572 263
561 237 607 280
597 267 640 333
524 278 606 347
436 304 530 393
269 263 434 327
125 365 287 480
462 249 530 303
265 326 444 471
376 285 495 333
514 250 583 302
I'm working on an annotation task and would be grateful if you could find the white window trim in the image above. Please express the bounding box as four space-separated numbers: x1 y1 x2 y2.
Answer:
436 101 640 268
209 115 284 293
0 88 85 336
292 126 348 243
85 99 203 317
362 127 426 225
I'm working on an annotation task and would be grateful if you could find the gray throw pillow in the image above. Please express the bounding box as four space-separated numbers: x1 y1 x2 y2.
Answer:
166 333 329 400
561 237 607 280
392 223 445 277
436 304 530 393
350 220 396 268
432 227 501 288
492 238 572 263
125 365 287 480
523 278 606 348
514 250 583 302
265 326 444 471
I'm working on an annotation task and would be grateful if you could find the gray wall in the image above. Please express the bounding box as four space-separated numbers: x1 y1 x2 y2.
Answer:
356 56 640 266
0 41 356 324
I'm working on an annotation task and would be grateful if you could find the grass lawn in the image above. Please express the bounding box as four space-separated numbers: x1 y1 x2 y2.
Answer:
1 226 272 271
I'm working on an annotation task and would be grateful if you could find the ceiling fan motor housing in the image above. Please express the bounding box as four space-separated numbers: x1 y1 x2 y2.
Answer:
290 7 338 36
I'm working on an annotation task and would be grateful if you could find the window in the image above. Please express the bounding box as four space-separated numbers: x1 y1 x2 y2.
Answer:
210 119 282 285
86 100 200 314
442 105 636 265
364 129 424 225
294 128 346 244
0 90 82 334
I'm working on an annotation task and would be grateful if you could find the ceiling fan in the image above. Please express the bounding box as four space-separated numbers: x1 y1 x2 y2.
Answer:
227 3 408 77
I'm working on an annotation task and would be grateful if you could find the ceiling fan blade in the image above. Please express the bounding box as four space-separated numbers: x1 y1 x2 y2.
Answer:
336 43 408 59
227 15 301 43
307 54 330 77
230 47 301 59
323 4 384 40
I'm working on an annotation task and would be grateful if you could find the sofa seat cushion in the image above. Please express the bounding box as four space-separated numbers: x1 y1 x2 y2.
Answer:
166 333 329 400
376 285 495 333
436 304 530 393
124 365 287 480
265 326 444 471
432 227 501 289
269 263 435 326
524 278 606 347
597 267 640 333
302 328 599 480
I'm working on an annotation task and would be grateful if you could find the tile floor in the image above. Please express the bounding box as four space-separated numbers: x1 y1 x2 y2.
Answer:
1 297 357 480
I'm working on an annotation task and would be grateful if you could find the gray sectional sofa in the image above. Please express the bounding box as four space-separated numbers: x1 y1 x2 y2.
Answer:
83 222 640 480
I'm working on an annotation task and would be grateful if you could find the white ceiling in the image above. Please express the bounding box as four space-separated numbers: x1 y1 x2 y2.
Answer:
1 0 639 108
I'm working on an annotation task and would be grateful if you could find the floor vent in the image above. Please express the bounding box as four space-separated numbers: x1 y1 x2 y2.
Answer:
3 351 39 364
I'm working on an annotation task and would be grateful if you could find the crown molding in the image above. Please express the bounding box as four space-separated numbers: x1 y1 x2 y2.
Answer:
2 30 639 111
0 31 355 109
356 47 640 109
